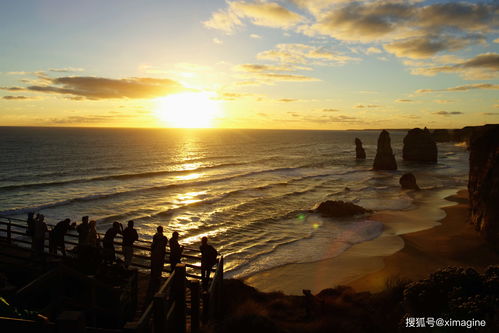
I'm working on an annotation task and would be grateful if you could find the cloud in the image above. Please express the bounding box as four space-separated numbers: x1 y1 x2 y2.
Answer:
46 115 133 124
290 0 349 15
322 108 339 112
230 1 304 28
257 43 357 65
417 2 498 32
433 111 463 116
2 95 31 100
0 86 25 91
212 38 223 45
252 72 320 82
203 1 304 33
354 104 381 108
483 112 499 116
250 33 262 39
234 63 302 72
384 35 479 59
278 98 298 102
203 7 242 34
409 53 499 79
48 67 84 73
416 83 499 94
395 99 413 103
366 47 382 54
20 76 186 100
434 99 453 104
306 2 414 41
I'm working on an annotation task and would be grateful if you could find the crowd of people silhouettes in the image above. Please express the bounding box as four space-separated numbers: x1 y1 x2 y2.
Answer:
25 213 218 289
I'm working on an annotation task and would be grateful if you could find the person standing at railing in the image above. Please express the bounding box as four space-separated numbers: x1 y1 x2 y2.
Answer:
76 216 90 246
26 212 35 236
169 231 184 272
49 218 76 256
122 220 138 268
102 222 123 264
32 214 47 258
86 220 100 247
200 236 218 290
150 226 167 283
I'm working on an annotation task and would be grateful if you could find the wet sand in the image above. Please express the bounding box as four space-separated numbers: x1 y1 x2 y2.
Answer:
244 189 499 295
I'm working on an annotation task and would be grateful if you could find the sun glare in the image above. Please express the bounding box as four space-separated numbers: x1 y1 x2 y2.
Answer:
154 92 220 128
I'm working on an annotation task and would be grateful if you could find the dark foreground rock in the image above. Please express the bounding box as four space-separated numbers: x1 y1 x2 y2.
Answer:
403 128 437 163
399 173 420 190
373 130 397 170
468 124 499 247
314 200 370 217
221 267 499 333
355 137 366 159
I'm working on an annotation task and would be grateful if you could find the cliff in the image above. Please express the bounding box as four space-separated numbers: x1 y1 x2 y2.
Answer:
468 124 499 248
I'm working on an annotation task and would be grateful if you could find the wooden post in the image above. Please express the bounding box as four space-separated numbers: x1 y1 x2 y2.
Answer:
201 291 209 324
153 293 166 333
190 280 200 333
172 264 186 333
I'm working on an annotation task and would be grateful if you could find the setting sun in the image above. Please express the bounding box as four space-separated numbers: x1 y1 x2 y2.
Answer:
154 92 220 128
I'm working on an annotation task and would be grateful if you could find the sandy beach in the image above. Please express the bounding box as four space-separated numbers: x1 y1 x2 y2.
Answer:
244 189 499 295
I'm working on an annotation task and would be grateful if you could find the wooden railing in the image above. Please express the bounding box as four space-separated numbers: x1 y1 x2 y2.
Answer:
0 215 225 332
0 215 214 279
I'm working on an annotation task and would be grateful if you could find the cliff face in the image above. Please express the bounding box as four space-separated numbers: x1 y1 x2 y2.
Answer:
468 124 499 247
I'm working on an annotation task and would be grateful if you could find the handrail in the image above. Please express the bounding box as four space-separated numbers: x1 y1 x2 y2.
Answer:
0 216 216 277
0 214 201 253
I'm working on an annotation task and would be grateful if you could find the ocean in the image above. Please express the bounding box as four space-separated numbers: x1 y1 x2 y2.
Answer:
0 127 469 278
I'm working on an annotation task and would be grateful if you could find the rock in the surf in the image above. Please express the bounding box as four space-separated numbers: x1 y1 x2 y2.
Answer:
373 130 397 170
314 200 370 217
355 138 366 159
403 127 437 163
399 173 420 190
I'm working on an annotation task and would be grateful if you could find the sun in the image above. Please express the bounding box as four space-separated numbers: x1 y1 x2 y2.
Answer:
154 92 220 128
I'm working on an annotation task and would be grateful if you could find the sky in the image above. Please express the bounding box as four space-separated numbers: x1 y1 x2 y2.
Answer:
0 0 498 129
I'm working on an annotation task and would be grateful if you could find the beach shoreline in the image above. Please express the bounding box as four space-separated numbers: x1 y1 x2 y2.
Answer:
244 188 499 295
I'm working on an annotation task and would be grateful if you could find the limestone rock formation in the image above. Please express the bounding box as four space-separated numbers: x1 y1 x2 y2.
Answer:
468 124 499 247
355 138 366 159
403 128 438 163
314 200 370 218
373 130 397 170
399 173 420 190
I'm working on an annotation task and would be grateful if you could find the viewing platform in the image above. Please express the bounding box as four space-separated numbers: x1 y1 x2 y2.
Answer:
0 215 224 332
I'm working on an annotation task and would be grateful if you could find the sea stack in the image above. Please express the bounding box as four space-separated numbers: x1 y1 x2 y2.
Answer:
373 130 397 170
355 138 366 159
403 127 437 163
400 173 420 190
468 124 499 248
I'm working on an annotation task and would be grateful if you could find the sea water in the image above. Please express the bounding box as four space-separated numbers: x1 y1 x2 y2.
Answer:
0 127 469 277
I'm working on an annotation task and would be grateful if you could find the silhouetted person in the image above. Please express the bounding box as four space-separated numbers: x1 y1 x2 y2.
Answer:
86 220 99 247
26 212 35 236
169 231 184 272
200 236 218 289
102 222 123 264
49 218 75 256
122 220 139 268
148 226 168 298
32 214 47 258
76 216 90 246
